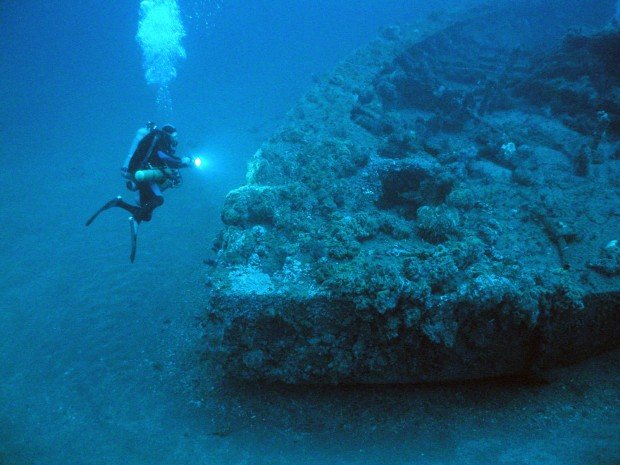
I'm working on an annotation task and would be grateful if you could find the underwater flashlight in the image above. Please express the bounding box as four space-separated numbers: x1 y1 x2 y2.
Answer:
193 157 203 168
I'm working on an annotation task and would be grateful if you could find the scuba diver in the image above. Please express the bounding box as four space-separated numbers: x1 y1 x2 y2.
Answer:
86 123 194 262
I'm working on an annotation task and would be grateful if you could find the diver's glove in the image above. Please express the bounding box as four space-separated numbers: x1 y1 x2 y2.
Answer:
181 156 192 168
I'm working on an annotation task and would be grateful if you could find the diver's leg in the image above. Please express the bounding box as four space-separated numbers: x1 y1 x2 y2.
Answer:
116 198 141 217
127 183 163 262
135 182 164 223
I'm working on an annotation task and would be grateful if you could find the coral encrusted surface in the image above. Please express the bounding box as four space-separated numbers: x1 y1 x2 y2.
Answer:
202 1 620 383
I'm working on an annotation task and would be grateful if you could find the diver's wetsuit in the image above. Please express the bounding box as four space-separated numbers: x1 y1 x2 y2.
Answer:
85 124 190 262
118 130 188 223
122 149 186 222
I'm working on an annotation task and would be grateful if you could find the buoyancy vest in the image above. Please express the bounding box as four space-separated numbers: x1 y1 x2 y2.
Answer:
123 127 149 171
124 129 162 175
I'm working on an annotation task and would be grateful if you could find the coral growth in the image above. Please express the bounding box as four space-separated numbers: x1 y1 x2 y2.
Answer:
201 2 620 384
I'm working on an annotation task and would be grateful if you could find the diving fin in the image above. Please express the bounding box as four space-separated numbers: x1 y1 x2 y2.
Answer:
129 216 139 263
85 196 122 226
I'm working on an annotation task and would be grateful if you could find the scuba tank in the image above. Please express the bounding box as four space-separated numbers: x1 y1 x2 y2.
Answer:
134 169 163 182
134 168 175 182
122 126 150 175
122 123 159 190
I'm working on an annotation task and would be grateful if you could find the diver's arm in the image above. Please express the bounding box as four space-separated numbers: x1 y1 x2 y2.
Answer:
157 151 191 168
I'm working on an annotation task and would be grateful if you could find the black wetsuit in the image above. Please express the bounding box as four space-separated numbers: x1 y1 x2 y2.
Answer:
120 129 187 223
84 126 189 261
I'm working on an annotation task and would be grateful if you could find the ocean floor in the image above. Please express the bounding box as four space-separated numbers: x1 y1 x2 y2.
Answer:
0 124 618 464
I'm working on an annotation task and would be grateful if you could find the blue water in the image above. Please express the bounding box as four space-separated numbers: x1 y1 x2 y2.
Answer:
1 1 619 464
